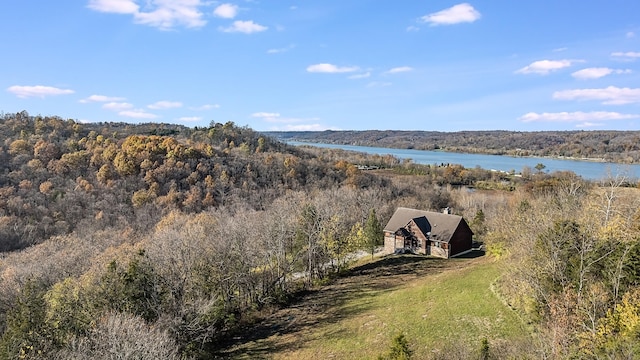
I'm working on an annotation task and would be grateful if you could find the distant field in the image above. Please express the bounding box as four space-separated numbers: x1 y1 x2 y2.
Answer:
220 253 532 359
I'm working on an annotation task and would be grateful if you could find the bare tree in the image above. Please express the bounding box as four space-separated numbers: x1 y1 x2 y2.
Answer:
55 311 182 360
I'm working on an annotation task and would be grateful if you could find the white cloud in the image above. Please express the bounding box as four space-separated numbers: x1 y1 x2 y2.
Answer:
267 48 285 54
516 59 577 75
7 85 74 98
421 3 481 26
348 72 371 79
552 47 568 52
87 0 138 14
273 123 338 131
267 117 312 124
148 100 183 109
80 94 126 103
88 0 206 30
119 109 159 119
386 66 413 74
571 67 632 80
406 25 420 32
267 44 295 54
306 63 359 73
252 112 324 128
611 51 640 61
519 111 639 123
571 68 611 80
213 3 238 18
220 20 267 34
103 102 134 111
135 2 206 30
178 116 202 122
190 104 220 110
575 122 604 128
366 81 392 88
252 112 280 119
626 31 636 38
553 86 640 105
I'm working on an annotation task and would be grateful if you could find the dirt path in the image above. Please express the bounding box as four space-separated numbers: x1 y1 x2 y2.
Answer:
216 252 486 359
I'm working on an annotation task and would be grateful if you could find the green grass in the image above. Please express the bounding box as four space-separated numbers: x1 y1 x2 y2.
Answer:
228 256 530 359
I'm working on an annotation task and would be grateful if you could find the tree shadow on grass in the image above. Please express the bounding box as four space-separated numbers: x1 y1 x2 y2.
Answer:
456 249 485 259
347 254 447 278
214 254 479 359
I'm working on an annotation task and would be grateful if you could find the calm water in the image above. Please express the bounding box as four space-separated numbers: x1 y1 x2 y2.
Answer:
289 141 640 181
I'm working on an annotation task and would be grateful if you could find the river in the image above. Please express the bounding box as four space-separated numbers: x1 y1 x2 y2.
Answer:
288 141 640 181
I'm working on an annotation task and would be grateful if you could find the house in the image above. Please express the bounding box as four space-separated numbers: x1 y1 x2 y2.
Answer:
383 207 473 258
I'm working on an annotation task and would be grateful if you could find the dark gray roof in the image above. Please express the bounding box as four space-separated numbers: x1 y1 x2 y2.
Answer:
383 207 466 243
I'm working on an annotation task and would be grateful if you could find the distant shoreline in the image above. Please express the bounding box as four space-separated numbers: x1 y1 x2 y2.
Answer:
285 140 640 180
266 130 640 165
286 139 627 166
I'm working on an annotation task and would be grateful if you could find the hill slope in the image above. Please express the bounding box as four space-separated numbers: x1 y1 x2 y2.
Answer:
220 254 532 359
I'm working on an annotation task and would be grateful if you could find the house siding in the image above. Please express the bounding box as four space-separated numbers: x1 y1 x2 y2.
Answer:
430 246 447 258
384 232 397 254
448 222 473 257
407 220 429 254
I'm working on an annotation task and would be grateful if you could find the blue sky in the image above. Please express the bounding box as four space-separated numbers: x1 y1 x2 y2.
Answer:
1 1 639 131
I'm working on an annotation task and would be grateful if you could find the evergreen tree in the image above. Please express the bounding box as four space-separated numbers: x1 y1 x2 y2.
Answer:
364 209 383 259
378 333 412 360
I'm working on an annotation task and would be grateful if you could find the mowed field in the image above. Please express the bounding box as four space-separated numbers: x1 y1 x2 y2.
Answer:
219 253 532 359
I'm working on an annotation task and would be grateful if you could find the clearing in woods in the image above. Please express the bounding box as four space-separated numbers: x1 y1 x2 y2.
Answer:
218 252 531 359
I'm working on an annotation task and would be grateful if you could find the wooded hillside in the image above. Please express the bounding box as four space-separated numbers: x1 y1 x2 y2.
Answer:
1 111 639 359
0 111 383 252
0 111 457 358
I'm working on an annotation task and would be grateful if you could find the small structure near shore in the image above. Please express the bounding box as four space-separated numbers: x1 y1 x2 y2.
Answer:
383 207 473 259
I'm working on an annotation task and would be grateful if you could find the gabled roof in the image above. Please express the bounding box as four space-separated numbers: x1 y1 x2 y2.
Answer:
411 216 431 237
384 207 468 243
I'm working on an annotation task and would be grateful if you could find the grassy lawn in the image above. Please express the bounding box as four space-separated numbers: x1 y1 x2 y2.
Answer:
223 254 531 359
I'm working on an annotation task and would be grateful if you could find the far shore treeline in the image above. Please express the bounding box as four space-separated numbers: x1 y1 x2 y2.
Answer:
265 129 640 164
